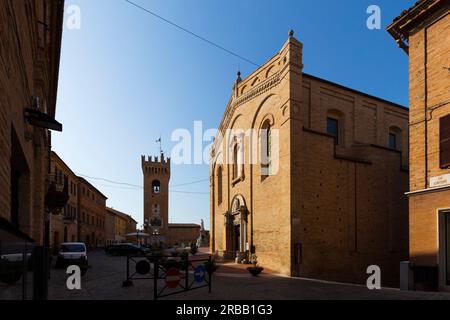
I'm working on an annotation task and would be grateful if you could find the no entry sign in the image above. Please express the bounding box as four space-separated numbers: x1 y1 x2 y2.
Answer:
165 268 181 289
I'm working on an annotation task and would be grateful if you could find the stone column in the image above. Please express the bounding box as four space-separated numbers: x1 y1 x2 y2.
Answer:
238 206 248 260
223 212 234 259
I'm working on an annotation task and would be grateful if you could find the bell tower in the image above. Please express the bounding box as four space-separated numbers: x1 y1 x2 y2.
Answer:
142 154 170 239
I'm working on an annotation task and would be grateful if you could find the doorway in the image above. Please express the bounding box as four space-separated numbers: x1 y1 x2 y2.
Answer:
53 231 60 254
64 226 68 243
439 210 450 290
439 210 450 286
234 225 240 253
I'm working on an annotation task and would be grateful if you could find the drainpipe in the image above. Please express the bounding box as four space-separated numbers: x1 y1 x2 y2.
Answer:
424 28 429 189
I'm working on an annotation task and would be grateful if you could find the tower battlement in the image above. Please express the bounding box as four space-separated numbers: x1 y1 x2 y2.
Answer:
141 154 171 175
141 154 170 164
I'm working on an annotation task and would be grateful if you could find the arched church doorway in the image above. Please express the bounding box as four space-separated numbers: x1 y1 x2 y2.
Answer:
225 195 249 262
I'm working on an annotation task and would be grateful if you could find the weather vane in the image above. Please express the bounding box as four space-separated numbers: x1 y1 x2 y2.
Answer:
156 136 163 156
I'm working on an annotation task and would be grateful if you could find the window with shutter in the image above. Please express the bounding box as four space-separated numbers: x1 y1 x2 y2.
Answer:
440 115 450 169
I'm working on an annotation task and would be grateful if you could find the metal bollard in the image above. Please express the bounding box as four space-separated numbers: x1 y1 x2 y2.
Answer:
32 246 48 300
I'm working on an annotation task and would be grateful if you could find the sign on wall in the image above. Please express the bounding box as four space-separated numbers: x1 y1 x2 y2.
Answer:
430 174 450 188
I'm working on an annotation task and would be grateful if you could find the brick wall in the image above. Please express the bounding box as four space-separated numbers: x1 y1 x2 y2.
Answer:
410 189 450 266
168 225 201 246
407 9 450 272
297 129 408 284
0 0 64 244
409 13 450 191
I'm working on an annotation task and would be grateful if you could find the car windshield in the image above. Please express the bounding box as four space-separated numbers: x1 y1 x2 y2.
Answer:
60 244 85 253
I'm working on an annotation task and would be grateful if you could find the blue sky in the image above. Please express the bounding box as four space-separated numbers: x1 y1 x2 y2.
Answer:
54 0 412 228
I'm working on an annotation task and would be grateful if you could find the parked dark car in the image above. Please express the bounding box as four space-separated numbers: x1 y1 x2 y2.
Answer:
106 243 149 256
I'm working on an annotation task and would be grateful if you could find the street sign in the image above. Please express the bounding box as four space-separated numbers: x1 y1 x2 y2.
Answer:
165 268 181 289
136 260 151 275
194 265 206 283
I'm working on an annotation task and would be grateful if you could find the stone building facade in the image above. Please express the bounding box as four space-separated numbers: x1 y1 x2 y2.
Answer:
50 152 78 249
105 209 115 246
210 32 409 284
0 0 64 244
105 207 137 245
126 214 138 235
48 152 114 250
78 177 107 248
388 0 450 290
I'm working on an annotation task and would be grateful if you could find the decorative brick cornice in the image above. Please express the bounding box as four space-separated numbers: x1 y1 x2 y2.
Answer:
234 73 281 107
218 72 281 136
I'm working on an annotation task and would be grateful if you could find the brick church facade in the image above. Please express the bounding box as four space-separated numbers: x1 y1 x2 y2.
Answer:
210 32 410 284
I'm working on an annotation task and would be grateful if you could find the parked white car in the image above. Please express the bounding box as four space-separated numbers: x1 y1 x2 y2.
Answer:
0 252 32 284
56 243 88 274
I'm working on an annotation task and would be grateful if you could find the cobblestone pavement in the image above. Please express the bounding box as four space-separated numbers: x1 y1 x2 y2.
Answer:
37 250 450 300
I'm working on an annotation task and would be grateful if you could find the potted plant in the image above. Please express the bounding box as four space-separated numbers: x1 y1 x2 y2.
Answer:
190 243 198 256
247 254 264 277
204 258 219 274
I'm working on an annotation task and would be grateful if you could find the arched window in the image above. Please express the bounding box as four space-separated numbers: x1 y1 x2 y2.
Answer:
232 197 241 212
389 126 402 150
326 110 345 146
152 180 161 194
217 166 223 205
261 121 272 176
232 144 239 180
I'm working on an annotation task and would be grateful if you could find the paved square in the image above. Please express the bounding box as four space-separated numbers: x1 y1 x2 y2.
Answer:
43 251 450 300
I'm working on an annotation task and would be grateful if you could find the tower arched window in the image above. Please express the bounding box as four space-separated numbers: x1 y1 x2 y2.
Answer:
217 166 223 205
152 180 161 194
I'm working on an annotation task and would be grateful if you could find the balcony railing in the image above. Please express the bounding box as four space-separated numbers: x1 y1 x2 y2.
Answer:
45 174 69 214
63 214 76 222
